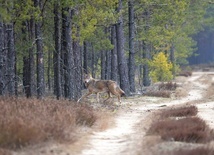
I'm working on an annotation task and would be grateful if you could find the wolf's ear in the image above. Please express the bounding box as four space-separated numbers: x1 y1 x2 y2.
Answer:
86 73 92 79
83 73 92 79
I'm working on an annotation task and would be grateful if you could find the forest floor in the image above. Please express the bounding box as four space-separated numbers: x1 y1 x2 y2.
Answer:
14 70 214 155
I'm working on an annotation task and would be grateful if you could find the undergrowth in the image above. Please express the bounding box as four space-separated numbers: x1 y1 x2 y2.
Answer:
149 117 212 143
0 97 98 150
145 82 177 98
148 106 214 143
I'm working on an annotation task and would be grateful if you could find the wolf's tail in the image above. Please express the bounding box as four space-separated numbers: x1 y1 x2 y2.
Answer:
117 87 126 97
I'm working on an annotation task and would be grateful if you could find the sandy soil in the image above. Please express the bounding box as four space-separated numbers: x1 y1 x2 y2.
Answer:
14 71 214 155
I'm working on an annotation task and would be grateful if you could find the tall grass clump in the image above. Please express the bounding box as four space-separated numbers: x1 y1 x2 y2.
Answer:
0 97 98 149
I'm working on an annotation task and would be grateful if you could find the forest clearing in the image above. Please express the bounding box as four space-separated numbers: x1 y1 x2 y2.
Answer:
0 68 214 155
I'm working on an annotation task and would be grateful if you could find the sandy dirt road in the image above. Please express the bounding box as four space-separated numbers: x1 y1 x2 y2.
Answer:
80 71 214 155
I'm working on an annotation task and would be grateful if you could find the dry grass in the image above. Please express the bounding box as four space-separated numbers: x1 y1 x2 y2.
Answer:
0 97 99 150
173 147 214 155
148 117 214 143
161 106 198 118
178 71 192 77
145 82 177 98
158 82 177 91
148 106 214 144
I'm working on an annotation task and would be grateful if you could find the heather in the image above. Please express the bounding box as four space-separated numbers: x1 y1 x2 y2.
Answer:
0 97 98 149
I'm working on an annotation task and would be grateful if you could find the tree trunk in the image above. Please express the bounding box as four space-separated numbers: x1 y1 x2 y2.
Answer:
143 41 150 86
91 44 95 78
101 50 106 79
73 33 82 100
28 18 36 97
128 0 136 93
6 23 15 96
170 43 175 79
83 41 89 74
105 28 111 80
22 21 36 98
54 2 62 99
47 50 51 91
143 9 151 86
0 22 5 95
116 0 130 95
23 56 30 97
110 25 118 82
105 50 111 80
62 7 74 100
34 0 45 99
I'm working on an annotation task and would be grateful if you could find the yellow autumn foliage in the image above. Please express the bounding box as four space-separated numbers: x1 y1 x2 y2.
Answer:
149 52 173 83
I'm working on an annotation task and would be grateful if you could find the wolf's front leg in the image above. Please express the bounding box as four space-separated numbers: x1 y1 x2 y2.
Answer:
104 91 111 102
77 92 92 103
96 93 100 103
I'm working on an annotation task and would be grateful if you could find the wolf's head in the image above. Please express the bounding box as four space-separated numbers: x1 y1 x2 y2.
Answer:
83 74 93 84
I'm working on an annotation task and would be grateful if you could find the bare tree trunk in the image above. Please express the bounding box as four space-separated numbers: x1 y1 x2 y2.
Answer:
73 32 82 100
105 28 111 80
83 41 89 74
54 2 62 99
116 0 130 95
62 7 74 99
101 50 106 79
34 0 45 99
143 9 151 86
23 56 30 97
28 18 36 97
91 44 95 78
22 21 36 98
143 41 150 86
47 50 51 91
0 21 5 95
6 23 15 95
105 50 111 80
170 43 175 79
110 25 118 82
128 0 136 93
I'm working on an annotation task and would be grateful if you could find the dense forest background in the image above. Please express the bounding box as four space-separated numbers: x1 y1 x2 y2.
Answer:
0 0 213 100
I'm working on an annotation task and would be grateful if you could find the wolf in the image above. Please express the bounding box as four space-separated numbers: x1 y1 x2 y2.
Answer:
77 74 125 103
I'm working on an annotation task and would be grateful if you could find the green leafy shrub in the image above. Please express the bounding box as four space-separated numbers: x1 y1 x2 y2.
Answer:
149 52 173 82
